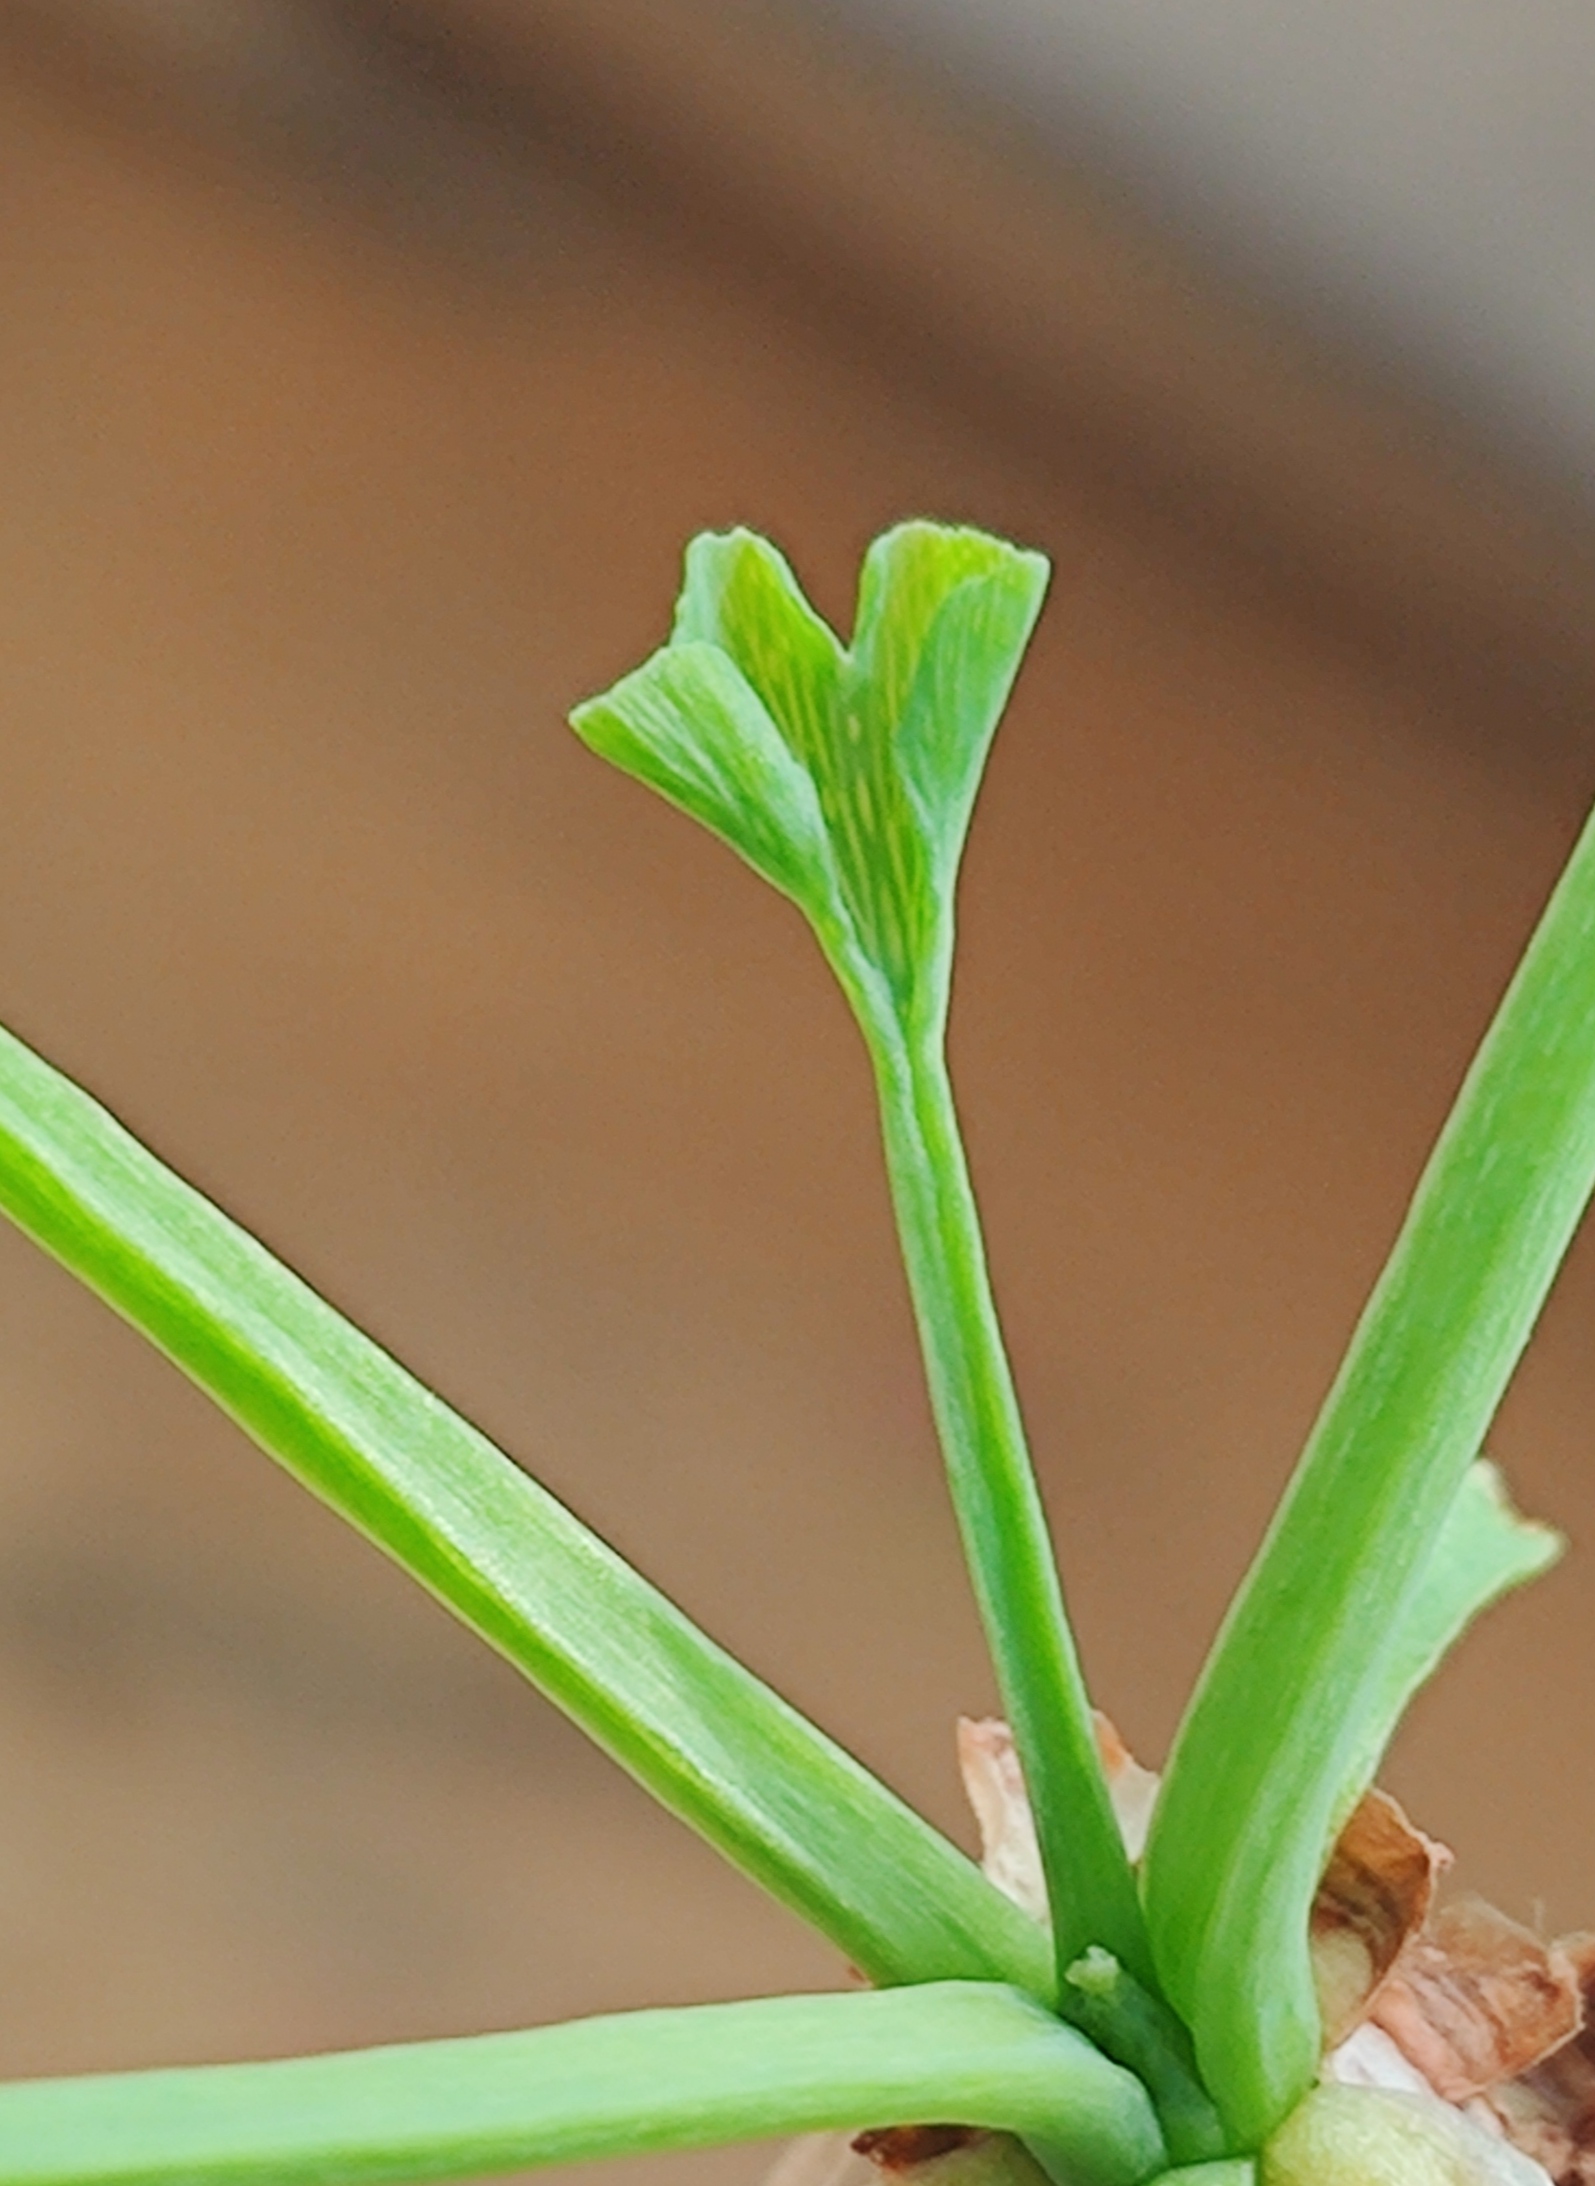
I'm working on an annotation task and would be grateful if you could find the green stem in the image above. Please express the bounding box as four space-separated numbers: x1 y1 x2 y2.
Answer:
1062 1953 1227 2167
1144 795 1595 2143
872 1026 1152 1995
0 1020 1048 2000
0 1985 1166 2186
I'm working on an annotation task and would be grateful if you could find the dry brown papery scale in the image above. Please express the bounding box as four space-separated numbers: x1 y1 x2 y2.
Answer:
768 1721 1595 2186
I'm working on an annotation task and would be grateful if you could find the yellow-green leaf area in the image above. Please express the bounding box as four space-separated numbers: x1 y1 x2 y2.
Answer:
574 521 1048 1034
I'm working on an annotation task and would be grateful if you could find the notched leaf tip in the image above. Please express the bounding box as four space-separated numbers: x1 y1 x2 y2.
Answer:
570 521 1049 1034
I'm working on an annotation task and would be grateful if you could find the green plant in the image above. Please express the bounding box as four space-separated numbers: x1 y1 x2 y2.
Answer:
0 519 1587 2186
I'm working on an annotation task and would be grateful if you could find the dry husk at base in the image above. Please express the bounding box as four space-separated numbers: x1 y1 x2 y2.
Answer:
766 1719 1595 2186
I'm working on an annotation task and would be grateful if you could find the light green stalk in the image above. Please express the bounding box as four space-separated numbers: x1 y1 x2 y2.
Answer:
0 1984 1167 2186
1060 1951 1226 2167
871 1024 1152 1991
1144 798 1595 2143
0 1018 1046 1998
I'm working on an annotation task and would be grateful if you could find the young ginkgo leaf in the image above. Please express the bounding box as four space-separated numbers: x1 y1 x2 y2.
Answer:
573 522 1153 2002
572 523 1048 1037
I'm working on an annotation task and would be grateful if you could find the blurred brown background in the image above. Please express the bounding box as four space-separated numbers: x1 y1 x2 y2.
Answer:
3 6 1595 2182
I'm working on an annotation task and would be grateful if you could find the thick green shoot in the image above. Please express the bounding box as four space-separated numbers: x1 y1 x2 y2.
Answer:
1143 800 1595 2146
573 524 1150 1994
0 1983 1167 2186
0 1021 1048 2000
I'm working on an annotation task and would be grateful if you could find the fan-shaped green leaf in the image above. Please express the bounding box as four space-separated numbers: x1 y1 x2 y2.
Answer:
588 522 1049 1029
570 642 844 929
671 529 845 769
856 526 1048 939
